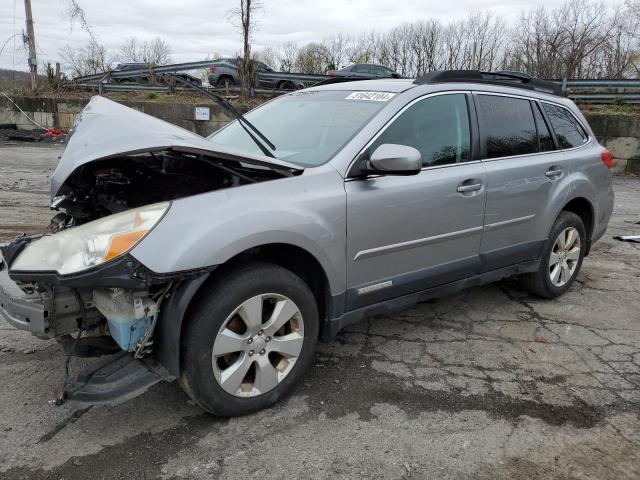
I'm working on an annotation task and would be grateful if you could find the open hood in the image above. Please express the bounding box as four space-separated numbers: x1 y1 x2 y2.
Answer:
51 96 301 199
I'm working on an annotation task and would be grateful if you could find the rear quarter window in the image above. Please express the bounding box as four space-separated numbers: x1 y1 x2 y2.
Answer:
542 103 588 149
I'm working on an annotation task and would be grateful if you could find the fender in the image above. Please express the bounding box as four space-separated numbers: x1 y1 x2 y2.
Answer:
153 272 211 376
552 173 597 233
130 165 347 295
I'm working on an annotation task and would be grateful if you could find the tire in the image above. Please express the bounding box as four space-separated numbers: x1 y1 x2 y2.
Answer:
278 80 295 90
520 211 586 299
216 76 235 87
180 262 319 416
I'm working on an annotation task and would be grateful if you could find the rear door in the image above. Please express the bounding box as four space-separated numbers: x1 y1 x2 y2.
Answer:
475 93 571 271
345 92 487 310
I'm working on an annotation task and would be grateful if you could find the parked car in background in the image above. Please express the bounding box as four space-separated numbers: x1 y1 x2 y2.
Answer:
110 63 202 86
208 58 304 90
327 63 401 79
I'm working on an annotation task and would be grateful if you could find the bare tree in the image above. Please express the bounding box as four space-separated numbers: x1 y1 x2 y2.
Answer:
279 41 298 72
118 37 171 65
66 0 97 43
295 42 327 74
60 39 114 77
142 37 171 65
256 0 638 79
597 5 639 77
321 33 350 70
254 46 279 68
228 0 262 97
119 37 141 62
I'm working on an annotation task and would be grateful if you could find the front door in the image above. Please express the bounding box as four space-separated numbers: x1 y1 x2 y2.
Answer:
345 93 487 310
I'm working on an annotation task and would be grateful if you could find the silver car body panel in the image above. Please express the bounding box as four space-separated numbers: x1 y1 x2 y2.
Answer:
130 163 348 295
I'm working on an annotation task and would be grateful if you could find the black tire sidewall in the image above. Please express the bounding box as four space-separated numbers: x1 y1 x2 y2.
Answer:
217 76 234 86
181 262 319 416
538 211 586 297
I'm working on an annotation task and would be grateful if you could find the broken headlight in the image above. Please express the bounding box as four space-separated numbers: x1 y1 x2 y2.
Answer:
11 202 170 275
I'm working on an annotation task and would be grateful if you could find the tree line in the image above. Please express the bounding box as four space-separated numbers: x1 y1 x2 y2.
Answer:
57 0 639 81
254 0 640 79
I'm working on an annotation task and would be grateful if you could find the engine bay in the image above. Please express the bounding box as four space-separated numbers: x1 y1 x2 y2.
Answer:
51 149 290 226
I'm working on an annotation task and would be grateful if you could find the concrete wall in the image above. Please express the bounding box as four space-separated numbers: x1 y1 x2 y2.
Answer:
584 113 640 174
1 95 639 174
0 95 234 137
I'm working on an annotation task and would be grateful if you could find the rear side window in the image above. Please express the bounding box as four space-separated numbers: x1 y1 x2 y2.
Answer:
542 103 588 149
370 93 471 167
477 95 537 158
533 103 555 152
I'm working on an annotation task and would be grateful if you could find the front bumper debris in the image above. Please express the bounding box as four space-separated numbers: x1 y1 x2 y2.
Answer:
65 351 174 405
0 252 48 335
0 250 98 338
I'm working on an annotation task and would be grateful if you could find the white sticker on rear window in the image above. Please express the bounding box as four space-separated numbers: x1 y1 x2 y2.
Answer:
345 91 396 102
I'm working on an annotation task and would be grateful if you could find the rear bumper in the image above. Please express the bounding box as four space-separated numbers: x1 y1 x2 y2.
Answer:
0 253 48 335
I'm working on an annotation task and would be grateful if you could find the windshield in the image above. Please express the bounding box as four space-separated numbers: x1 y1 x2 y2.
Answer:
208 90 392 167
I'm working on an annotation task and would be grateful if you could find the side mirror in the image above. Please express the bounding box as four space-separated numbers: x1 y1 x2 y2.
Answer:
367 144 422 176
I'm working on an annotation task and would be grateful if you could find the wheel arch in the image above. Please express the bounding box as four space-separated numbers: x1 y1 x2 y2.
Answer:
216 74 235 84
559 196 595 254
154 243 335 377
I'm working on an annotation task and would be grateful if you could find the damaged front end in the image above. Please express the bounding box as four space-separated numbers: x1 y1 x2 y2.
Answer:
0 96 301 405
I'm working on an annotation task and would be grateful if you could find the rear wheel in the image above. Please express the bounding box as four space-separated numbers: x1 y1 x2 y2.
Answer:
520 211 586 298
180 262 319 416
216 76 235 87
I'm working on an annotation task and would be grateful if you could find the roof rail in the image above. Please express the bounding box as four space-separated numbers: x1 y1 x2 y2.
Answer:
414 70 563 96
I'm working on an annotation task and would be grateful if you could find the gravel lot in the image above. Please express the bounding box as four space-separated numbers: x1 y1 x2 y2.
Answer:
1 144 639 480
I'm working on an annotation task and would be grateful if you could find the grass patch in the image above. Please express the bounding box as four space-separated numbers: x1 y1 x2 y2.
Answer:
579 103 640 116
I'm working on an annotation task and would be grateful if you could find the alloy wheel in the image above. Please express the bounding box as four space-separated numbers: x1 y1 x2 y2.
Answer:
211 294 304 397
549 227 581 287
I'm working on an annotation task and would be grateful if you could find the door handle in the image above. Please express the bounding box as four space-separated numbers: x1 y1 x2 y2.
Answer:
545 167 563 178
457 183 483 193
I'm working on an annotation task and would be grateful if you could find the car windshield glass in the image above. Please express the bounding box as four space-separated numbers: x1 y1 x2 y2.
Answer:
208 90 390 166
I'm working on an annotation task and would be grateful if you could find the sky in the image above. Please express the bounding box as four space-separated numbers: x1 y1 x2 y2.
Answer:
0 0 623 72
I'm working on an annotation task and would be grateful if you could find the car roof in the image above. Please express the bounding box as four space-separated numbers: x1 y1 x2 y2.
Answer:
306 77 573 106
307 78 416 93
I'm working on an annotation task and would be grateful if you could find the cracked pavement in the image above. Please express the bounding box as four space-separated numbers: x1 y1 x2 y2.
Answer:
1 144 639 479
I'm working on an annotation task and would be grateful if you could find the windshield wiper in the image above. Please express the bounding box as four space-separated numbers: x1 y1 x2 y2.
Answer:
161 73 277 158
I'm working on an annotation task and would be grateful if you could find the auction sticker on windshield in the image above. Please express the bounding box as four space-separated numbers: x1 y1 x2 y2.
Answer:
345 92 396 102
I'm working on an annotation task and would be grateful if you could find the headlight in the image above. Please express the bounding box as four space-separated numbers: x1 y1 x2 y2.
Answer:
11 202 170 275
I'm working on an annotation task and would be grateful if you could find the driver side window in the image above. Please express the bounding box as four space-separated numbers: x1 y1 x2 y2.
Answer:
370 94 471 167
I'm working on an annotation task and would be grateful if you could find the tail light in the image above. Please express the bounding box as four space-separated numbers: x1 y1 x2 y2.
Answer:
601 149 613 169
327 70 335 77
209 66 216 73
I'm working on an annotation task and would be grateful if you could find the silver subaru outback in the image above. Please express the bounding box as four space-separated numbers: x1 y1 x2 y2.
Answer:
0 71 614 416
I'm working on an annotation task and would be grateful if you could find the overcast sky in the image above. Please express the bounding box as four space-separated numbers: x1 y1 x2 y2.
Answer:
0 0 622 72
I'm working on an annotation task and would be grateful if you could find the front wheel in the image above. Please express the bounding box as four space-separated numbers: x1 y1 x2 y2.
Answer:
520 211 586 298
278 80 295 90
216 76 235 87
180 262 319 416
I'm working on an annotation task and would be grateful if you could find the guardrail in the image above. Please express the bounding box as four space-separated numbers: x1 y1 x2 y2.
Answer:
73 60 222 83
74 82 284 96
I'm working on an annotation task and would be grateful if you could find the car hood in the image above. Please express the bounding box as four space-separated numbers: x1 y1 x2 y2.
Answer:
51 96 301 199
